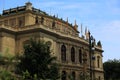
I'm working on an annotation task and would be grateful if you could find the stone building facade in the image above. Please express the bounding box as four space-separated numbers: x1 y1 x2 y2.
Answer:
0 2 104 80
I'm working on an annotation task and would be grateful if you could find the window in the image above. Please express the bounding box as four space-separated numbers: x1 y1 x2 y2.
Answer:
18 16 25 27
62 71 67 80
71 47 75 62
97 56 100 68
79 49 82 63
61 45 66 62
4 20 8 26
98 76 101 80
10 18 16 27
71 71 75 80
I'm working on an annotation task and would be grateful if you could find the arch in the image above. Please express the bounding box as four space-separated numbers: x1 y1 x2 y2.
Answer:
62 71 67 80
71 71 76 80
97 56 100 68
61 44 66 62
79 49 82 63
71 47 75 62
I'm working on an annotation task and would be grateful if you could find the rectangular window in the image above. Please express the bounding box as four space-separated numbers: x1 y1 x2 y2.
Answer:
4 20 9 26
98 76 101 80
9 18 16 27
18 16 25 27
79 49 82 63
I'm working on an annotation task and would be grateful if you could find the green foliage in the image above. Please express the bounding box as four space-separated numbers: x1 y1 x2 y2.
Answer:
22 70 32 80
0 49 17 80
0 69 16 80
16 38 60 80
104 59 120 80
78 73 90 80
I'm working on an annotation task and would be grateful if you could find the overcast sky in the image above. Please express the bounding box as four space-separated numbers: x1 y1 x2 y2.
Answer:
0 0 120 62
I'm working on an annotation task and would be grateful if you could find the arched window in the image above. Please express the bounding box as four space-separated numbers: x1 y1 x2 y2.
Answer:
61 45 66 62
79 49 82 63
71 47 75 62
62 71 67 80
71 71 75 80
97 56 100 68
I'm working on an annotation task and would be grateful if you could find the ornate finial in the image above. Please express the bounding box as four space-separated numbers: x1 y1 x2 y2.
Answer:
97 41 102 47
88 30 90 35
74 20 77 25
25 2 32 10
85 27 89 40
26 1 32 5
66 17 68 23
53 15 55 18
74 20 78 30
85 27 87 35
56 14 58 18
75 20 76 25
93 38 96 45
81 24 83 36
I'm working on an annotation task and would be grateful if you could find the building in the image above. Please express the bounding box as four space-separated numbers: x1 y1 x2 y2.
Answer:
0 2 104 80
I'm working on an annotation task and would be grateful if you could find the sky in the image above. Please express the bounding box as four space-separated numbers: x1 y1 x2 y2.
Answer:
0 0 120 62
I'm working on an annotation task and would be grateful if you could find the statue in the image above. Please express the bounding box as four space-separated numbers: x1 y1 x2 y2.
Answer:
35 16 39 24
52 20 55 28
41 16 44 24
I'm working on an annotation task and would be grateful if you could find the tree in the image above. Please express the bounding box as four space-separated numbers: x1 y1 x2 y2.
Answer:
16 38 60 80
103 59 120 80
0 49 17 80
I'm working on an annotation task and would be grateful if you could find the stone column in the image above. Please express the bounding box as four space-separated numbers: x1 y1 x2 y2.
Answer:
75 47 79 64
67 44 71 64
56 42 61 62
